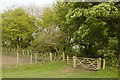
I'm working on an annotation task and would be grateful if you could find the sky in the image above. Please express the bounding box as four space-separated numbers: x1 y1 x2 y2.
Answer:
0 0 55 12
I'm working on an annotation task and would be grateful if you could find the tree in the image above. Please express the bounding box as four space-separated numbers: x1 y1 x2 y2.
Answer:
53 2 76 54
31 27 65 53
53 2 120 67
2 8 37 50
31 6 67 54
53 2 120 58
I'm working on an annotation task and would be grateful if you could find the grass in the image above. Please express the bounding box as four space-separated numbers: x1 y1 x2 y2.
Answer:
2 62 118 78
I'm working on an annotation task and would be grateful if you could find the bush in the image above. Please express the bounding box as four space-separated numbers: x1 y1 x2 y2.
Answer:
97 50 117 67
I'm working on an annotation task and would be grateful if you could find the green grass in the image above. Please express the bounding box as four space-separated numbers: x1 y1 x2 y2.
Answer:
2 62 118 78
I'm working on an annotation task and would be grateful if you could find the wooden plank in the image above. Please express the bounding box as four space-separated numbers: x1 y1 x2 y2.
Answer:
85 59 97 70
76 58 85 67
75 56 98 70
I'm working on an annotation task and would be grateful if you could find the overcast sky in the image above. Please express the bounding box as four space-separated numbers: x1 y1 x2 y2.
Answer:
0 0 55 12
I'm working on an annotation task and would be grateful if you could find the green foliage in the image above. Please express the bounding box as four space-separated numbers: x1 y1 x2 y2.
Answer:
31 6 69 54
41 7 55 28
2 2 120 67
31 27 66 53
2 8 37 48
97 38 118 67
97 49 117 67
53 2 119 66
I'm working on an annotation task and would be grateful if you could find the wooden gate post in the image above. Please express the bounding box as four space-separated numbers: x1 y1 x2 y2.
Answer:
35 53 37 63
97 57 101 69
73 56 76 68
30 54 32 63
17 51 19 64
67 55 69 64
62 52 65 61
49 52 52 62
103 59 105 70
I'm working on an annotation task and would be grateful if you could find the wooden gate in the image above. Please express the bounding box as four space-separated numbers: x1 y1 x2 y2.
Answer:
72 56 101 70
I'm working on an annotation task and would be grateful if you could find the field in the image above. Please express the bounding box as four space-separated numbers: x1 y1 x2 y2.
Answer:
2 62 118 78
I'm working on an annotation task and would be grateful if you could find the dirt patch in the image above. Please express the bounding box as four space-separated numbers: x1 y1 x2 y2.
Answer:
62 65 76 73
2 55 30 64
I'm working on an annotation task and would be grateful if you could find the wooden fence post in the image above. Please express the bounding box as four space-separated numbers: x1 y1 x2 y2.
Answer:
17 52 19 64
73 56 77 68
103 59 105 70
97 57 101 69
67 55 69 64
30 54 32 63
35 53 37 63
62 52 65 61
49 53 52 62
